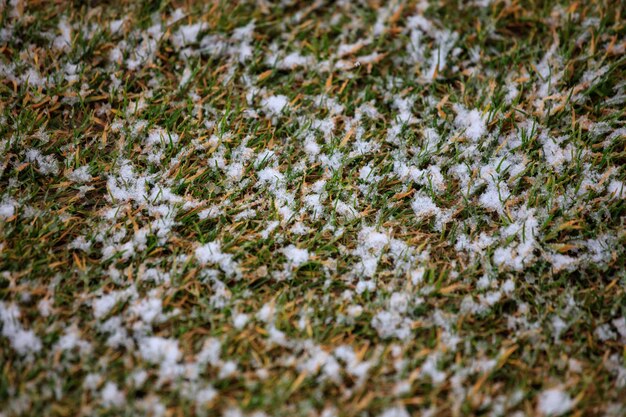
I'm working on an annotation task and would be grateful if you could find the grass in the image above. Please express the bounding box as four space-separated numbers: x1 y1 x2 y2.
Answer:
0 0 625 416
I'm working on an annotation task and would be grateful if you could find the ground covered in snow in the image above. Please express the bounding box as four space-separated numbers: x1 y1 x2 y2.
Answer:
0 0 625 416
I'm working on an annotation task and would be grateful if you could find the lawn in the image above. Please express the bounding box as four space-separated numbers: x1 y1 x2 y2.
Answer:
0 0 625 416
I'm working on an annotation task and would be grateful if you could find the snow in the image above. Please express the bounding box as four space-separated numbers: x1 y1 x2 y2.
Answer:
0 302 42 357
607 180 625 199
67 165 92 183
454 105 486 141
0 197 16 219
196 338 222 366
540 134 572 171
218 361 237 378
146 128 179 146
26 149 59 175
260 220 280 239
226 162 245 181
281 245 309 267
106 160 148 203
101 382 125 408
198 206 221 220
55 325 91 354
138 337 183 381
179 66 193 86
53 18 72 51
256 167 284 187
93 290 132 319
195 241 238 276
537 388 574 416
195 386 217 404
261 95 289 116
378 406 410 417
37 299 52 317
411 268 425 285
502 279 515 294
130 296 164 324
412 194 439 219
549 253 577 272
109 19 124 34
171 23 208 49
256 303 275 322
232 313 249 329
69 236 91 251
346 305 363 317
278 52 313 69
424 30 458 80
479 184 508 213
372 310 412 340
421 353 447 384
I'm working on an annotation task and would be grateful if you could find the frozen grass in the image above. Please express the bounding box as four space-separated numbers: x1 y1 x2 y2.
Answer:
0 0 625 416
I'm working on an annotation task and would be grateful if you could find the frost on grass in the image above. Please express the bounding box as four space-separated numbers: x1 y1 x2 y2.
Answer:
1 1 625 416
